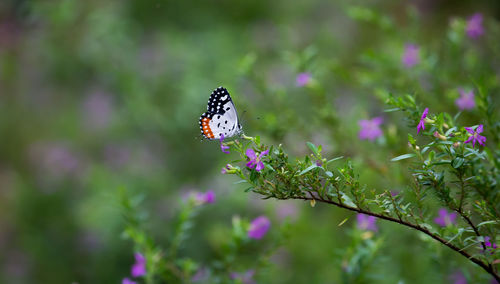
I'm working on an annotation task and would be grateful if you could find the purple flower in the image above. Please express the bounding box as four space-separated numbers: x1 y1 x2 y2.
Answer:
246 149 269 172
122 278 137 284
485 237 498 250
193 190 216 205
434 208 457 227
449 270 467 284
296 72 312 87
220 134 230 154
466 13 484 39
417 108 429 134
455 89 475 110
230 270 256 284
82 91 114 130
131 253 146 277
248 216 271 239
402 44 420 68
358 117 383 141
356 213 378 232
464 125 486 148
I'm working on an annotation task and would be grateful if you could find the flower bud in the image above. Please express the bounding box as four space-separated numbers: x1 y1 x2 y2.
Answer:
433 131 447 141
453 142 460 148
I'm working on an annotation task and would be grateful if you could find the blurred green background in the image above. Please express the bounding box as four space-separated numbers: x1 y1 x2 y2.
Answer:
0 0 499 283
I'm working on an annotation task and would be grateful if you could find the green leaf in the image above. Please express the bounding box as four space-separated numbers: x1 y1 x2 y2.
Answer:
298 164 318 176
384 107 400 112
451 157 465 169
408 134 415 145
477 220 499 227
306 142 319 156
326 156 344 165
391 153 416 161
325 171 333 177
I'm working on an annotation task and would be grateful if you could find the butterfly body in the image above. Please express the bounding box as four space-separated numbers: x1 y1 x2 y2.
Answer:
199 87 242 140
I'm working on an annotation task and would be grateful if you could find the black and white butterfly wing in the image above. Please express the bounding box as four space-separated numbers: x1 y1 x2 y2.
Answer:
199 87 242 140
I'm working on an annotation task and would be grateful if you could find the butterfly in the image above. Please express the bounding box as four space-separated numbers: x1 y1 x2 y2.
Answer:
199 86 242 140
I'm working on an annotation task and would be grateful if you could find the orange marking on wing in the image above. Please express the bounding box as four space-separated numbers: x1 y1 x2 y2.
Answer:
202 118 215 139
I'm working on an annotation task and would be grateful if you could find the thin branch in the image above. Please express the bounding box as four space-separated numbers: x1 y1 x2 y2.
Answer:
290 194 500 282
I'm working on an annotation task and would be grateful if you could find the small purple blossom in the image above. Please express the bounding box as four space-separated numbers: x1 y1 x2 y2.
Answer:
248 216 271 239
449 270 467 284
455 89 475 110
220 134 230 154
122 278 137 284
246 149 269 171
193 190 216 205
466 13 484 39
485 237 498 250
357 213 378 232
131 253 146 277
82 91 114 130
358 117 383 141
402 44 420 68
230 270 256 284
464 125 486 148
296 72 312 87
417 108 429 134
434 208 457 227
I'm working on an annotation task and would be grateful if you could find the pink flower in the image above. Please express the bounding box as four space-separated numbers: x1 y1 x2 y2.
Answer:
248 216 271 239
417 108 429 134
122 278 137 284
455 89 475 110
230 270 256 284
193 190 216 204
296 72 312 87
246 149 269 172
402 44 420 68
357 213 378 232
434 208 457 227
466 13 484 39
449 270 467 284
358 117 383 141
131 253 146 277
464 125 486 148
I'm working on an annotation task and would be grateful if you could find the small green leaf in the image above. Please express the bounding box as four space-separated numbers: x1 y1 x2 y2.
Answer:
408 134 415 145
325 171 333 177
326 156 344 165
477 220 499 227
451 157 465 169
338 218 349 227
384 107 400 112
306 142 319 156
298 164 318 175
391 153 416 161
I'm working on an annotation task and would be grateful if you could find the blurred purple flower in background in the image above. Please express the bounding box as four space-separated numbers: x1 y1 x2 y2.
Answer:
122 278 137 284
402 44 420 68
434 208 457 227
417 108 429 134
464 125 486 147
193 190 216 205
455 89 475 110
357 213 378 232
82 91 114 130
131 253 146 277
466 13 484 39
246 149 269 171
230 269 256 284
192 267 209 282
275 201 299 222
248 216 271 239
449 270 467 284
220 134 230 154
29 142 83 184
103 144 131 169
358 117 383 141
296 72 312 87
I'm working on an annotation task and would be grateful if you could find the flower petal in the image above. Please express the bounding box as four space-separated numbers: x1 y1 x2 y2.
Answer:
421 108 429 119
465 127 474 134
260 149 270 157
255 161 264 171
246 148 257 160
476 124 484 133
